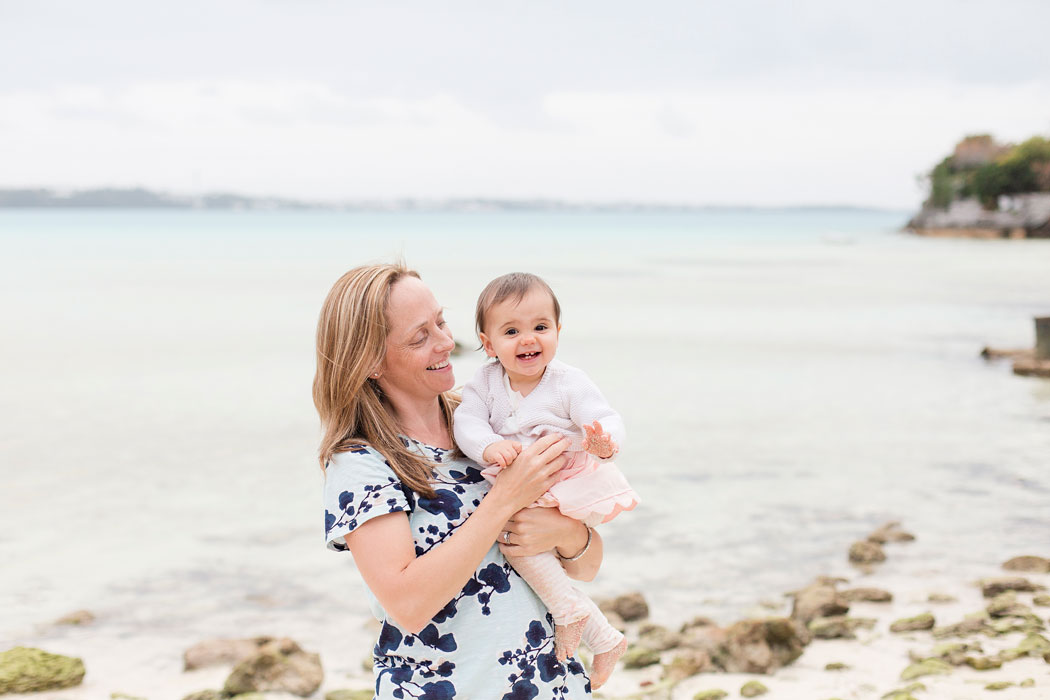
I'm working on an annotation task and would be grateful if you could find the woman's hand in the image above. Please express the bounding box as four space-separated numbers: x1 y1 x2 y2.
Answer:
500 507 603 581
487 434 570 513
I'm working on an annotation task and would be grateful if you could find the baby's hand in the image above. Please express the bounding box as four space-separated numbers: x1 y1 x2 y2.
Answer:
582 420 618 459
483 440 523 468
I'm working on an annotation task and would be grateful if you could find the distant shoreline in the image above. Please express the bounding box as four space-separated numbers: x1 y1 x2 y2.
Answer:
0 187 906 214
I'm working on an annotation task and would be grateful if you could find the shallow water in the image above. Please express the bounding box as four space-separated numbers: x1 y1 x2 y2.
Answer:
1 209 1048 687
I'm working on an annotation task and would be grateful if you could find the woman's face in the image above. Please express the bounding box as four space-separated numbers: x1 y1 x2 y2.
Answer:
378 276 456 401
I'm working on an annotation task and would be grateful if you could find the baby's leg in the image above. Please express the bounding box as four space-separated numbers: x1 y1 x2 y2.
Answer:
506 550 589 660
578 595 627 690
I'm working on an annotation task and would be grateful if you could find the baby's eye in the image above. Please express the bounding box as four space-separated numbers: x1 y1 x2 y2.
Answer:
535 324 548 331
505 328 518 336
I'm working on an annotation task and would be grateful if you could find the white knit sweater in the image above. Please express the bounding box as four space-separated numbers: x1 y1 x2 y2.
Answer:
453 359 626 465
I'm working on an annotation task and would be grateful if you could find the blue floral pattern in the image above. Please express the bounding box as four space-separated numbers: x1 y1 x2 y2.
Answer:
324 440 591 699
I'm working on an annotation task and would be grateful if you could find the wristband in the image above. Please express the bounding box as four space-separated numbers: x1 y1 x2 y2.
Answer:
558 526 593 562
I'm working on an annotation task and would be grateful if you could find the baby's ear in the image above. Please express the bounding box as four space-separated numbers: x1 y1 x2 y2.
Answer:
479 332 497 358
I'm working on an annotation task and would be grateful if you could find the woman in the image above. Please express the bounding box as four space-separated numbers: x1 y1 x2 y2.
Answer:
315 263 601 698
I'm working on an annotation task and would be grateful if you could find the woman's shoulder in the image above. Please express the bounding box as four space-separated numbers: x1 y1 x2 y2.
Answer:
326 443 400 482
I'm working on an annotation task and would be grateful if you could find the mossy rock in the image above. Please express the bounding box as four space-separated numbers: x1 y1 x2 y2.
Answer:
890 613 935 633
692 690 727 700
927 592 956 604
900 658 951 680
181 690 225 700
622 645 660 669
881 683 926 699
1033 594 1050 607
1020 679 1035 688
111 694 147 700
1015 632 1050 656
964 655 1003 670
740 680 768 697
984 681 1013 691
326 690 375 700
0 646 86 693
824 662 850 671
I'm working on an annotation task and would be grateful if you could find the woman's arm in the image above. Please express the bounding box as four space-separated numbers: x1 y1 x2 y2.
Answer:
344 435 570 634
499 508 604 582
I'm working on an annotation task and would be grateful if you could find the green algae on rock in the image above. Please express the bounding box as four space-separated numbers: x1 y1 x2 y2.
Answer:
881 683 926 699
890 613 935 633
980 577 1046 598
325 690 375 700
809 615 875 640
622 645 661 669
824 662 850 671
662 649 712 681
985 681 1013 691
900 658 951 680
964 655 1003 670
1020 678 1035 688
692 690 727 700
0 646 86 693
181 691 224 700
740 680 768 697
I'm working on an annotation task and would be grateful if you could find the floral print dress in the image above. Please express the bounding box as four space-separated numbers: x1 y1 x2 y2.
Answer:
324 440 592 699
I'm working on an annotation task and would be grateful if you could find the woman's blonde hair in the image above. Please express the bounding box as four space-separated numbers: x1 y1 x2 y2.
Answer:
313 262 456 497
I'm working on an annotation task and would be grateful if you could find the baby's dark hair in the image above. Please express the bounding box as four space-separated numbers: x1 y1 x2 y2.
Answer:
474 272 562 339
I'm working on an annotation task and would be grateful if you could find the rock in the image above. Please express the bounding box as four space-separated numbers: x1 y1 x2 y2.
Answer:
111 694 146 700
980 577 1046 598
1020 678 1035 688
808 616 875 640
1045 650 1050 663
985 591 1031 618
360 654 373 672
638 623 682 651
182 692 224 700
325 690 374 700
1002 555 1050 573
1014 632 1050 657
890 613 935 633
933 614 992 639
680 616 718 633
842 587 893 603
985 681 1013 691
740 680 768 697
1033 594 1050 607
600 592 649 622
719 618 808 673
223 643 323 697
881 683 926 699
0 646 86 693
927 593 957 604
964 655 1003 670
692 690 727 700
662 648 713 680
900 658 952 680
824 662 849 670
790 581 850 625
604 610 627 632
867 521 915 544
931 641 983 665
991 615 1044 635
622 645 661 669
185 636 300 671
849 541 886 564
55 610 96 626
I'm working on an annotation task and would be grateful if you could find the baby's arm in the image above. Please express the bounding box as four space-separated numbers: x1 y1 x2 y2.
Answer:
564 367 626 457
453 372 511 465
483 440 523 468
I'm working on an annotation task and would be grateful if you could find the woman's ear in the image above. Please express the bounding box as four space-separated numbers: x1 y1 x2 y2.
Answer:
479 332 497 358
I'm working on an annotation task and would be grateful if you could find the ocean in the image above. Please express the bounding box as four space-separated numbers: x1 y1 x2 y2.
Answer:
1 208 1048 691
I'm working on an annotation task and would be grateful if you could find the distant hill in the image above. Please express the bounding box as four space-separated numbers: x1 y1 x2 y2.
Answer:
0 187 899 213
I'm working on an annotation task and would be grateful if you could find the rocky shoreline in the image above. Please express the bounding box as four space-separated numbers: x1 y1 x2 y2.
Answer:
906 194 1050 240
3 524 1048 700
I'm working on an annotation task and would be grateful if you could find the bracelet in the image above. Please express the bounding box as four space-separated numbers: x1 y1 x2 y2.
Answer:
558 525 593 562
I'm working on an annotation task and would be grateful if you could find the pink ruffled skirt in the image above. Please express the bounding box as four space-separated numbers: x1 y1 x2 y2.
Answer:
481 451 639 525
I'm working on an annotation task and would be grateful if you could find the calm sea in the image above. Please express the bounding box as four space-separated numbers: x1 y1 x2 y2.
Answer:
1 209 1048 684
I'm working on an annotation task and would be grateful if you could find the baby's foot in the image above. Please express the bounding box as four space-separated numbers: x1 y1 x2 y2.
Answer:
589 635 627 690
554 617 587 661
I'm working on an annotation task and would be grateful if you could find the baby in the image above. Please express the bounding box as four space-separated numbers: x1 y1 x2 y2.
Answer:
453 272 639 689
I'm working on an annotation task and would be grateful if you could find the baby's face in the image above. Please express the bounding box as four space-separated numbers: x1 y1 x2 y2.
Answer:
480 286 560 383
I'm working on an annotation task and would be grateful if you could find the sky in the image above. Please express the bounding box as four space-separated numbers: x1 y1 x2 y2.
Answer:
1 0 1048 208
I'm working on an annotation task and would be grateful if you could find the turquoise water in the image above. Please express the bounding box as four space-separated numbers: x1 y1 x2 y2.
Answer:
1 208 1048 686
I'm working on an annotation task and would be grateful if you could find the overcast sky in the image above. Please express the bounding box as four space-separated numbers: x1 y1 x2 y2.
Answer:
1 0 1048 208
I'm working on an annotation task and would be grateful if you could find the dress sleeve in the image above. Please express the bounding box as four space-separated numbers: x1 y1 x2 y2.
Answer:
323 445 412 552
563 367 626 451
452 368 504 465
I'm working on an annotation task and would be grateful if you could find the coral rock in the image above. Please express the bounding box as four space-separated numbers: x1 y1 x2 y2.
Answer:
980 577 1045 598
622 645 661 669
662 649 713 681
900 658 952 680
867 522 916 544
842 587 893 603
890 613 935 633
790 581 850 625
223 644 323 697
718 618 808 673
849 540 886 564
600 592 649 622
1002 555 1050 573
0 647 85 694
740 680 769 697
